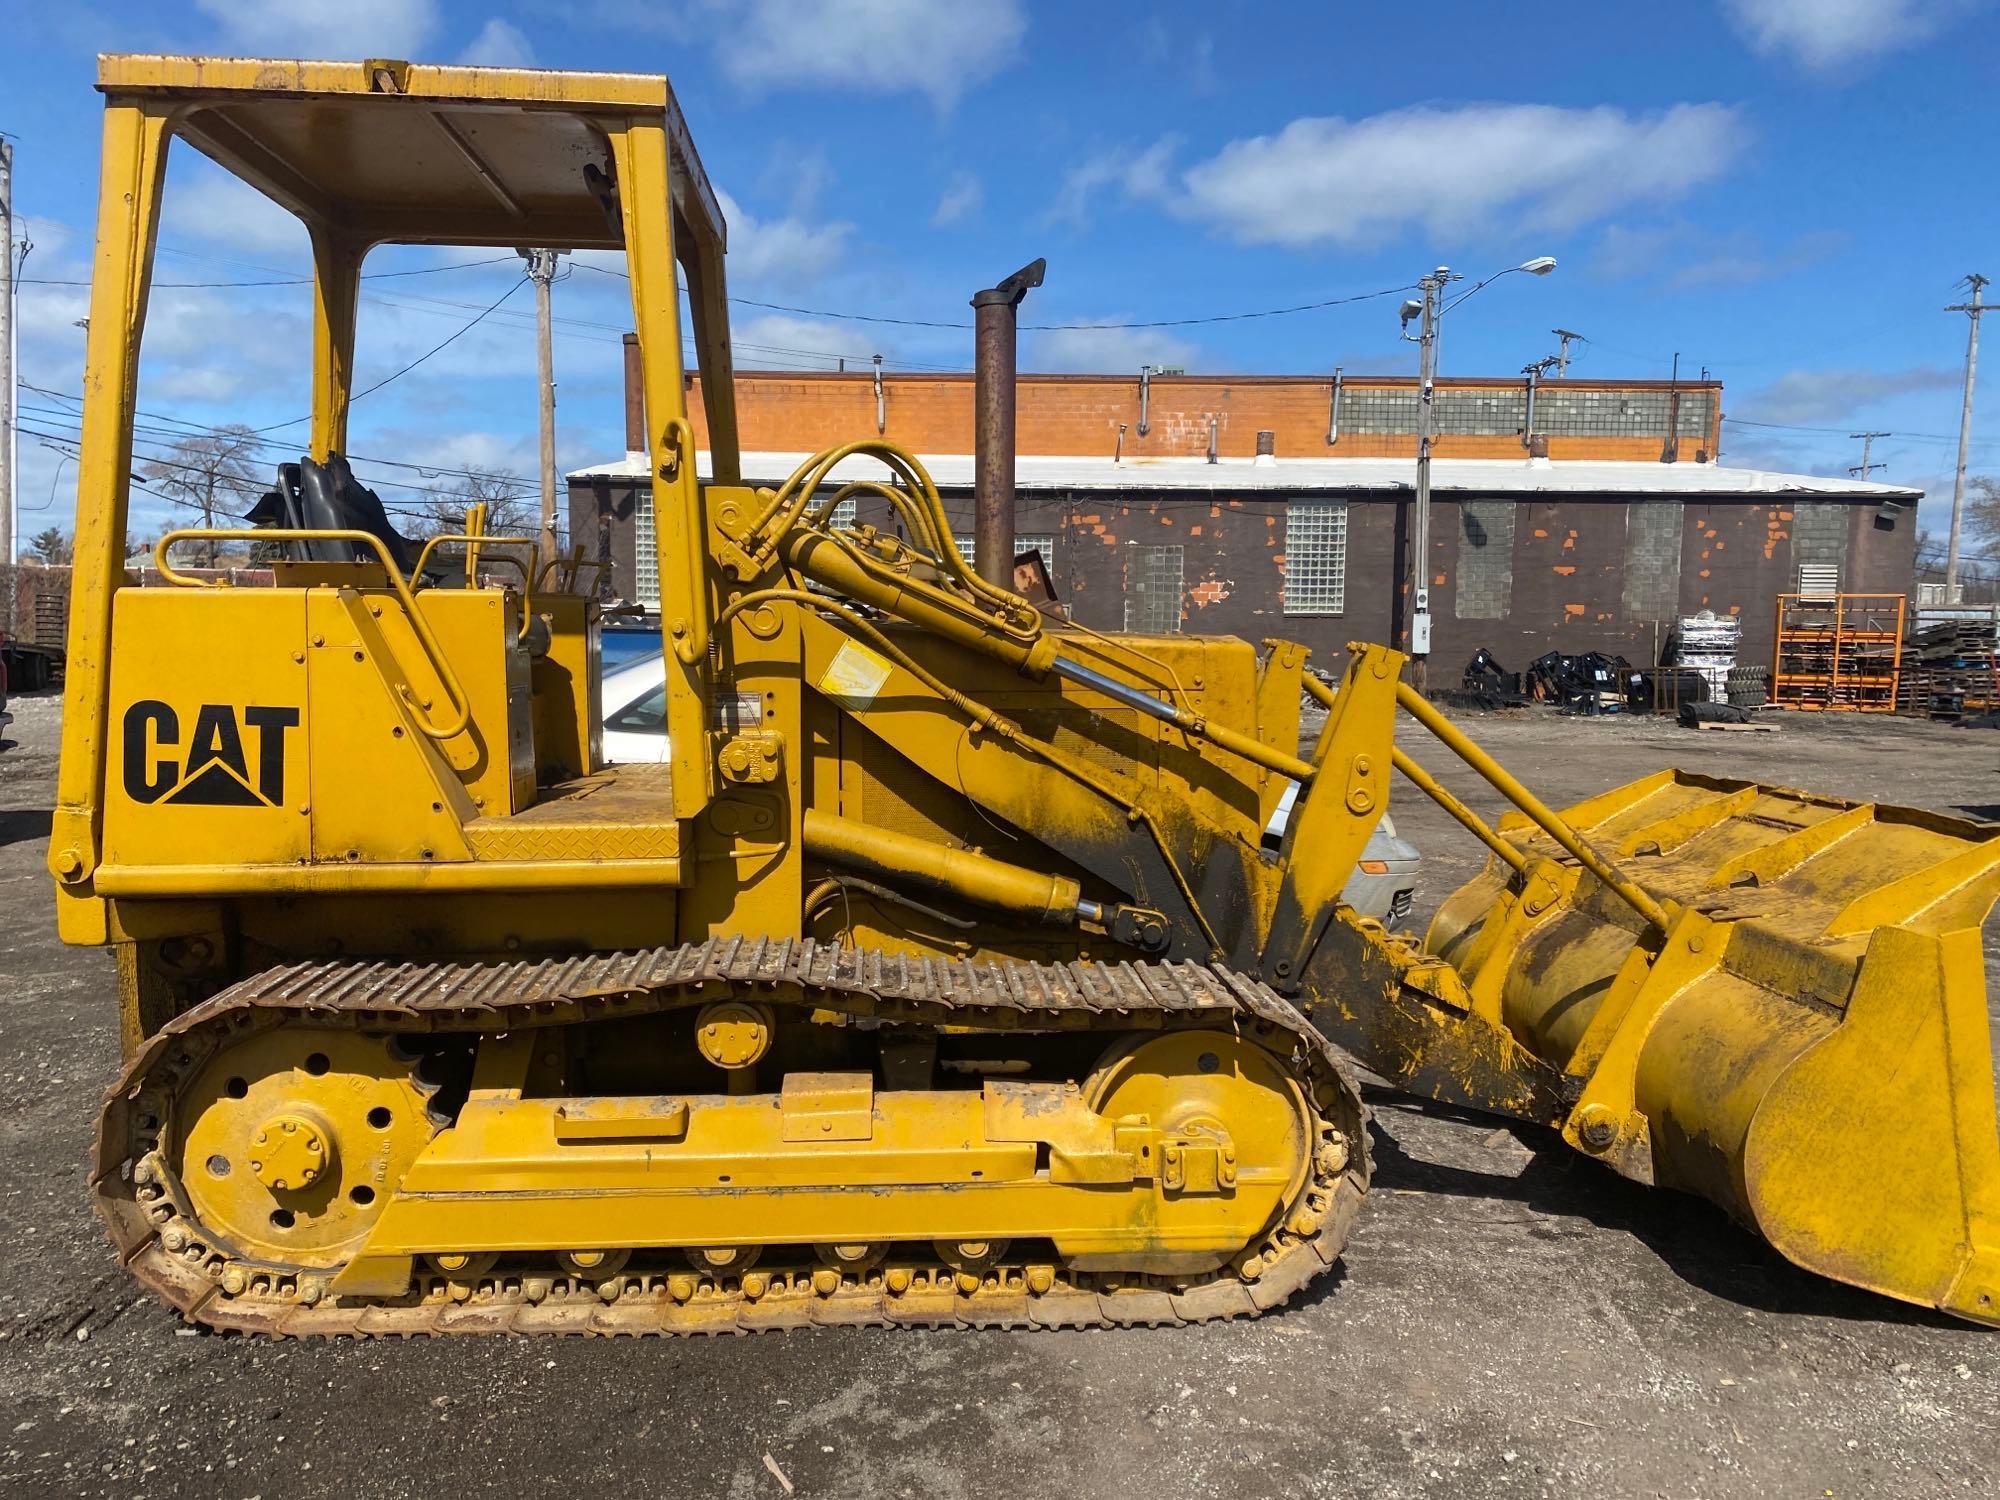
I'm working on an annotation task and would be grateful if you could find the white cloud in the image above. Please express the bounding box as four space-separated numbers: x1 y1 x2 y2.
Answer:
1046 138 1179 230
1735 366 1960 426
1720 0 1988 70
162 160 311 257
714 189 853 290
1138 16 1217 94
1165 103 1743 249
1592 222 1844 288
194 0 442 59
1025 322 1198 375
459 18 538 68
712 0 1027 109
381 428 540 479
931 172 983 228
730 313 866 369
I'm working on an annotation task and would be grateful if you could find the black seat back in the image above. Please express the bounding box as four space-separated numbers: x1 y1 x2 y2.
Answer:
247 455 416 572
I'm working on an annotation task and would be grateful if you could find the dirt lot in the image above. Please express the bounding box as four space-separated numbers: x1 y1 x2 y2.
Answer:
0 689 1995 1499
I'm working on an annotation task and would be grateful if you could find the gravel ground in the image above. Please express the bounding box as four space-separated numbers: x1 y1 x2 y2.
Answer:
0 687 1995 1499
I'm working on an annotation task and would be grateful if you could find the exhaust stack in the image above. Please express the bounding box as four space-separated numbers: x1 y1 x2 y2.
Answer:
622 332 645 456
970 258 1045 586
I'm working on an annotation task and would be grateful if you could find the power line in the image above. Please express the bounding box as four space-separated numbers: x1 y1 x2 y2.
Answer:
16 253 520 289
19 414 534 512
1722 415 1996 447
19 383 541 494
22 426 459 522
570 259 1416 330
252 275 530 434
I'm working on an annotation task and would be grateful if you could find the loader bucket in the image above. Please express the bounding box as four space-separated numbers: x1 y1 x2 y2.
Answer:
1424 770 2000 1326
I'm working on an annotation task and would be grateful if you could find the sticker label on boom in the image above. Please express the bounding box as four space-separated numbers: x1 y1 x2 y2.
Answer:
817 641 893 710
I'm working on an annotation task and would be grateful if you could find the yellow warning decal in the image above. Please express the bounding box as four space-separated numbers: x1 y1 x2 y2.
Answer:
817 640 894 710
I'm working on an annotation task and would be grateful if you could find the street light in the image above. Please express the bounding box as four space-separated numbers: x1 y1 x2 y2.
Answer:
1400 256 1557 694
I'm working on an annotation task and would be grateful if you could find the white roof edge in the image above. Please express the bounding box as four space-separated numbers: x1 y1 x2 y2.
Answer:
566 450 1921 500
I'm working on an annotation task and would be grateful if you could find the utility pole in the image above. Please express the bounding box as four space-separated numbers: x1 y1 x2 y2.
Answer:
1552 328 1582 378
1847 431 1891 480
1662 352 1681 464
1 138 14 633
1408 268 1446 695
521 247 565 571
1945 273 1987 597
1397 256 1556 694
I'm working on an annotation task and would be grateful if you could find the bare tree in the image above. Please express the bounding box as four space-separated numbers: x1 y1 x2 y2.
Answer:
415 468 541 541
1915 525 1946 573
138 425 265 566
1967 475 2000 551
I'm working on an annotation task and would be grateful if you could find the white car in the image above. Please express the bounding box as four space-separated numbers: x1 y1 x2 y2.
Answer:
599 652 1419 928
600 651 670 765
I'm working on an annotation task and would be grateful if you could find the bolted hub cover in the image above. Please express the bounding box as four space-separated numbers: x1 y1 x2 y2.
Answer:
249 1113 334 1192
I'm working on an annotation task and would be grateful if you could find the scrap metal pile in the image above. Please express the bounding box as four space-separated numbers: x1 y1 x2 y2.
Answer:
1460 649 1708 714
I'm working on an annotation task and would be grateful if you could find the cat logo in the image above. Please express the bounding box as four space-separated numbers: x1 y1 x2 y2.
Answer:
122 700 300 808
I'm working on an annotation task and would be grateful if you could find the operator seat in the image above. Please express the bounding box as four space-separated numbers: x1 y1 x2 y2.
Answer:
248 454 417 573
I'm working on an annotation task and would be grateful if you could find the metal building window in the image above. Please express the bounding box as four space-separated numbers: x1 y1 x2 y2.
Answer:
1283 503 1347 615
1798 563 1840 598
633 486 660 607
1124 543 1185 633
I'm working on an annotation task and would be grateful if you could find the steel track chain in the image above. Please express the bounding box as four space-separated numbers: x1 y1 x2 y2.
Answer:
95 937 1371 1336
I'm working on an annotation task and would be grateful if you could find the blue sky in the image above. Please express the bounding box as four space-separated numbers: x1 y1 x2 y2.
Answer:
3 0 1996 541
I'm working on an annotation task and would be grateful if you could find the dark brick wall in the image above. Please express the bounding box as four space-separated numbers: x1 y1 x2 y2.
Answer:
568 477 642 603
570 476 1918 677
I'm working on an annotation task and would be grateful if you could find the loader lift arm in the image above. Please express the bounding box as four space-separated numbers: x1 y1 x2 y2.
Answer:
754 459 2000 1327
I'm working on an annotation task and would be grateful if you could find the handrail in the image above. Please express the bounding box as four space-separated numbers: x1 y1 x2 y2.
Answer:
534 549 614 595
410 533 539 641
154 528 472 742
410 532 538 590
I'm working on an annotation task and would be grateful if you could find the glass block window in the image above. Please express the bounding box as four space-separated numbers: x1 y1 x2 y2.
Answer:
1322 384 1712 441
633 485 660 607
1533 388 1713 439
1793 502 1848 572
952 533 1054 566
1455 500 1514 618
1621 502 1685 620
1124 543 1185 633
1283 503 1347 615
1432 388 1527 435
1340 387 1420 434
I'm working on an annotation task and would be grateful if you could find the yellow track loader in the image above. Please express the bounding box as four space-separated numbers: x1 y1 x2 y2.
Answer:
54 56 2000 1334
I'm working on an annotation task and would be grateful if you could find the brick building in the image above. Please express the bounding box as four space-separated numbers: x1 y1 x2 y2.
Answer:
569 369 1920 675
